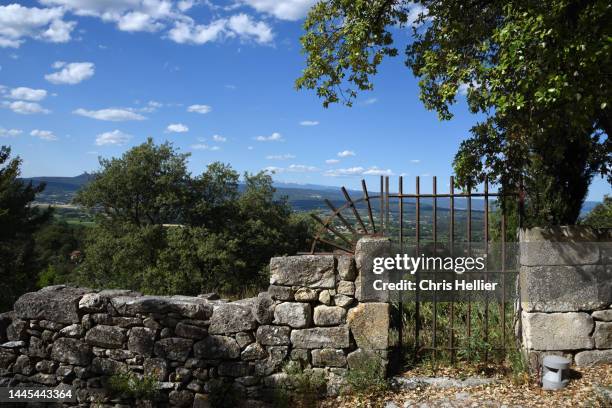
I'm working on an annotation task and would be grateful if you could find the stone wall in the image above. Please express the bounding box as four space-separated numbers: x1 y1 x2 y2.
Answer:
0 237 392 407
519 226 612 370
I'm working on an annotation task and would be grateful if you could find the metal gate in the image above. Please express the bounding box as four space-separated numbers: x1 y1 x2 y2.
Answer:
308 175 521 367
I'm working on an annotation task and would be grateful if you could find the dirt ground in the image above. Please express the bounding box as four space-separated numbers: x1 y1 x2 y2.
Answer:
320 364 612 408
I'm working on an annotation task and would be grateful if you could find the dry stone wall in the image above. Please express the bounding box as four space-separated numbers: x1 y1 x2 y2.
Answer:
520 227 612 370
0 237 392 407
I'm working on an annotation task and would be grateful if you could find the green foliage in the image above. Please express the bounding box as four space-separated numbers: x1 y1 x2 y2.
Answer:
345 355 388 395
0 146 51 311
72 140 314 295
297 0 611 225
581 195 612 228
33 221 85 287
506 346 529 385
280 361 327 408
108 371 159 400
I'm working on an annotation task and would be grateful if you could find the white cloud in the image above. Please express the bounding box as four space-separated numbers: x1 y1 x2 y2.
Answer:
324 166 393 177
264 164 318 173
458 80 480 96
187 104 212 114
266 153 295 160
166 123 189 133
45 62 95 85
227 14 273 44
325 167 364 177
299 120 319 126
0 128 22 137
362 97 378 105
337 150 355 158
5 100 50 114
118 11 163 32
95 130 131 146
8 87 47 101
168 18 229 44
212 134 226 142
247 145 254 150
191 143 220 151
74 108 145 121
42 18 76 42
168 14 273 45
0 4 76 48
240 0 317 21
362 166 394 176
255 132 283 142
30 129 57 141
325 159 340 164
287 164 318 172
410 159 421 164
138 100 163 113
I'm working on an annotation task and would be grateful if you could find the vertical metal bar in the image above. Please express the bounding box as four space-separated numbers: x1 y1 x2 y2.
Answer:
432 176 437 362
398 176 404 364
449 176 455 364
341 187 368 234
414 176 420 363
484 178 489 361
501 211 507 355
385 176 390 232
466 184 472 354
380 176 384 233
362 180 376 234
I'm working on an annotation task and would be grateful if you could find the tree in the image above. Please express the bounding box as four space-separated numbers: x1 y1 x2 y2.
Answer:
0 146 51 311
581 195 612 228
74 138 191 226
296 0 611 226
73 140 314 295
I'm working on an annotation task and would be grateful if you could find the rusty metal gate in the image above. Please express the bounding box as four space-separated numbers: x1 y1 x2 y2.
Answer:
307 175 521 367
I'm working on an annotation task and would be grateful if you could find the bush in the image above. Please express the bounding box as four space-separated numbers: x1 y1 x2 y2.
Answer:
108 371 159 400
345 355 388 395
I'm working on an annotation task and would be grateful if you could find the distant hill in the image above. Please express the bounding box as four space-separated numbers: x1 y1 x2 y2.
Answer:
21 173 602 216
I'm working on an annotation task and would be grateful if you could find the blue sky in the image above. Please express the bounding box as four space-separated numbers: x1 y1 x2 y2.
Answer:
0 1 608 200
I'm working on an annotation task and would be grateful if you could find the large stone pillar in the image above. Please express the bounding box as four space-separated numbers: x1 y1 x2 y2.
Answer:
519 226 612 370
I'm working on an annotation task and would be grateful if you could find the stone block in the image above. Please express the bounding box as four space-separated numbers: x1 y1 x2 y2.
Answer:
14 286 89 324
252 292 275 324
85 325 126 349
337 255 356 281
319 290 332 305
355 237 392 302
273 302 311 328
255 325 290 346
194 335 240 359
337 281 355 296
209 303 257 334
294 288 318 302
218 361 252 377
313 306 346 326
175 322 207 339
270 255 336 288
144 357 168 381
594 321 612 349
311 348 346 367
111 295 213 319
592 309 612 321
347 303 389 350
334 294 354 308
50 338 91 365
520 265 611 312
575 349 612 366
290 326 350 349
522 311 594 350
154 337 193 362
241 343 267 361
267 285 293 301
128 327 155 355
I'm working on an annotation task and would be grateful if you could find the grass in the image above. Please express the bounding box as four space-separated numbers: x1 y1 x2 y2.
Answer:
107 371 159 401
396 299 519 371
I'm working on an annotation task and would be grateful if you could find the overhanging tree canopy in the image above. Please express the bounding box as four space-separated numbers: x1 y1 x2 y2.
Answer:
296 0 611 226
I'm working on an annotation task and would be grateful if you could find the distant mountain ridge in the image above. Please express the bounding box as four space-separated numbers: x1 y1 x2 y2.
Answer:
21 173 601 215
